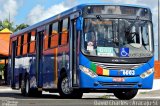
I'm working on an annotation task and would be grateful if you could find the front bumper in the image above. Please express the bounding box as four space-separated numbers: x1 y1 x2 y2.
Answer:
80 71 154 89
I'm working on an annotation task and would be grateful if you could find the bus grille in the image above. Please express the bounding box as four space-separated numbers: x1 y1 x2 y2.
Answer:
98 82 137 87
93 62 144 70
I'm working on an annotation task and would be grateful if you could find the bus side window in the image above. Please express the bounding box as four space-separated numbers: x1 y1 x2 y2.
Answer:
23 33 28 55
20 35 24 55
58 20 62 45
44 25 49 50
16 36 21 56
29 30 36 53
48 24 52 48
9 39 12 56
61 18 69 45
49 22 58 48
27 32 31 53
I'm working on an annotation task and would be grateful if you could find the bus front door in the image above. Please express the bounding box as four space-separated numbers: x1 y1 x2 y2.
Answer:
69 13 80 88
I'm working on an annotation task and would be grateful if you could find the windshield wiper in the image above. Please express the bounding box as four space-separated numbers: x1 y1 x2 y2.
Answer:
125 16 140 32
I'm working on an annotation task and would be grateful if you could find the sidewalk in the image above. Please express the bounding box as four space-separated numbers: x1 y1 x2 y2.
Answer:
0 85 10 89
0 85 12 92
136 89 160 99
137 79 160 98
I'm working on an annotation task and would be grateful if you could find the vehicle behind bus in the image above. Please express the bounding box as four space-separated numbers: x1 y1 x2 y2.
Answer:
8 4 154 100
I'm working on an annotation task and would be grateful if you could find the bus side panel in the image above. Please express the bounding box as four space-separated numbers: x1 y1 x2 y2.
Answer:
41 44 69 89
13 56 31 89
28 54 37 89
13 57 21 89
42 49 54 88
9 54 37 90
57 44 69 79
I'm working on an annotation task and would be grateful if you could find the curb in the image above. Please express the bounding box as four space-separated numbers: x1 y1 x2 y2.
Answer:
0 88 12 92
0 86 12 92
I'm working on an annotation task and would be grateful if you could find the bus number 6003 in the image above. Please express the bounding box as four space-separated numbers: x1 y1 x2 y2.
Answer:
122 70 135 76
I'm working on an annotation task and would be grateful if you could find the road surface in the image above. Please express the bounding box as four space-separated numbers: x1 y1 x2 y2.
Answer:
0 86 160 106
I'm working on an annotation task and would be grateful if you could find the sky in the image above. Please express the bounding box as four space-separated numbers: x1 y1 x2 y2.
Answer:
0 0 159 59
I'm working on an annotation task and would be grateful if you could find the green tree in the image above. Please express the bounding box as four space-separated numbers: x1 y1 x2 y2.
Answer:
14 23 29 32
0 21 2 29
0 19 29 32
0 64 4 80
0 19 14 32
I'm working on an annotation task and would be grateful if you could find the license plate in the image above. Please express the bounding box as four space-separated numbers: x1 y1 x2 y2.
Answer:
113 77 125 82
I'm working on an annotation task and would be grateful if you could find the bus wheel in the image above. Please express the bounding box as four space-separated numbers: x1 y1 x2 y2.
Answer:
21 76 42 97
25 77 31 96
20 77 31 96
114 89 138 100
58 75 83 99
20 76 31 96
21 79 26 96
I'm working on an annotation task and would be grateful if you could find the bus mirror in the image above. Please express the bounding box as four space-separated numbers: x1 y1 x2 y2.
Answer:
76 16 83 31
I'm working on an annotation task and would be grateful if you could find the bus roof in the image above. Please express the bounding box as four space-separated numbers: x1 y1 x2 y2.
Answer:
11 3 150 38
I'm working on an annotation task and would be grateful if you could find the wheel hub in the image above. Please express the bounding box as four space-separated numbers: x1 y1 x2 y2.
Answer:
61 77 73 94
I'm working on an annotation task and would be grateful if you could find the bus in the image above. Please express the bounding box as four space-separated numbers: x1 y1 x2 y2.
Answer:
8 4 154 100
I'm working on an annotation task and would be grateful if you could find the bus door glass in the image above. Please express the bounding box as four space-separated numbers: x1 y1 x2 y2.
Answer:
69 12 80 88
36 29 44 88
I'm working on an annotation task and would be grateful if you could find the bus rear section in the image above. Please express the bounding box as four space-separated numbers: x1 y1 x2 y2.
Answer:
8 4 154 100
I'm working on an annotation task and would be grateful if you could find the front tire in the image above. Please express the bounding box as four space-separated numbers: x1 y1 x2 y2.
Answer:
58 74 83 99
114 89 138 100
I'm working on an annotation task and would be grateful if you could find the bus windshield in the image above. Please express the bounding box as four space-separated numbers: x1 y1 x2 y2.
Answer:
81 18 153 58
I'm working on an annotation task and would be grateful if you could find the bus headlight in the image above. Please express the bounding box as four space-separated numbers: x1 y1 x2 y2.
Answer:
79 65 98 78
140 68 154 79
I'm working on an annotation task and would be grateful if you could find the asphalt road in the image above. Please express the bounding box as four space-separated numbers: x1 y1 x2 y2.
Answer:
0 88 160 106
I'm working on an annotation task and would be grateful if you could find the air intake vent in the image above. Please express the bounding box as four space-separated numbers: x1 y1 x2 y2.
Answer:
93 62 144 70
98 82 138 87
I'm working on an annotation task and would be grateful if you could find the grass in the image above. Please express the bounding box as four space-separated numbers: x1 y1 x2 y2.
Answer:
99 95 111 99
139 92 147 94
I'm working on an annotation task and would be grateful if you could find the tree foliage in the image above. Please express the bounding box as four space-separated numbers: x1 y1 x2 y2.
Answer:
14 24 29 32
0 19 29 32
